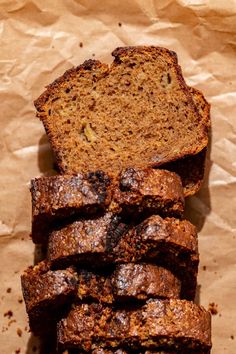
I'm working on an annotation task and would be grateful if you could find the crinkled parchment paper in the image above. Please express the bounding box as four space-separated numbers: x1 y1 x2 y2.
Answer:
0 1 235 353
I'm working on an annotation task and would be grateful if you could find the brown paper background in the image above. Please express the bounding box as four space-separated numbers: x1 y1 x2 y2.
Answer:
0 1 235 353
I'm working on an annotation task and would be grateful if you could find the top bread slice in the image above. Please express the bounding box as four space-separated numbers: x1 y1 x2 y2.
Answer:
34 46 209 195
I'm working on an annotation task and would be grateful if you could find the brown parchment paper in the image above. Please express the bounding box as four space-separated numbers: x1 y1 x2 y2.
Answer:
0 0 235 353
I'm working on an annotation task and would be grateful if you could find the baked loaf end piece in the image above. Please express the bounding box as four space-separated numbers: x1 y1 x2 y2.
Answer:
57 299 211 352
21 261 78 335
34 46 208 194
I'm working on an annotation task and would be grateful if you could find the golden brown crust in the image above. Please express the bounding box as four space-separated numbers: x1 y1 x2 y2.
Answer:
34 60 107 112
57 299 211 352
111 46 178 66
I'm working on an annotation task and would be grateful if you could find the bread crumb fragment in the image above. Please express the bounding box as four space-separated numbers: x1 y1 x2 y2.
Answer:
208 302 218 315
17 328 22 337
4 310 13 319
8 319 16 326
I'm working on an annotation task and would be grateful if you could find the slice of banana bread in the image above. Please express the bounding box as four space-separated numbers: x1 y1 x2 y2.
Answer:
115 168 184 217
113 215 198 300
77 264 181 303
31 171 112 244
21 261 78 335
65 349 209 354
111 263 181 301
34 46 209 196
57 299 211 352
31 168 184 244
47 212 125 267
47 214 198 300
90 351 174 354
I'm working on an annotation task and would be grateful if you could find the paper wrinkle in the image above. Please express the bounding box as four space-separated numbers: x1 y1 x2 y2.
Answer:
13 145 39 157
0 220 13 236
0 1 236 353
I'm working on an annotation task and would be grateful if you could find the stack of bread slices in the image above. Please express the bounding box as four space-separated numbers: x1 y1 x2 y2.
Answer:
21 46 212 353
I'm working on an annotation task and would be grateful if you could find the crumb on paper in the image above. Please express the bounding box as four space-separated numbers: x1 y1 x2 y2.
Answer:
6 287 11 293
17 328 23 337
8 319 16 326
203 265 206 271
4 310 13 319
18 297 23 304
79 42 83 48
118 22 122 27
208 302 218 315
